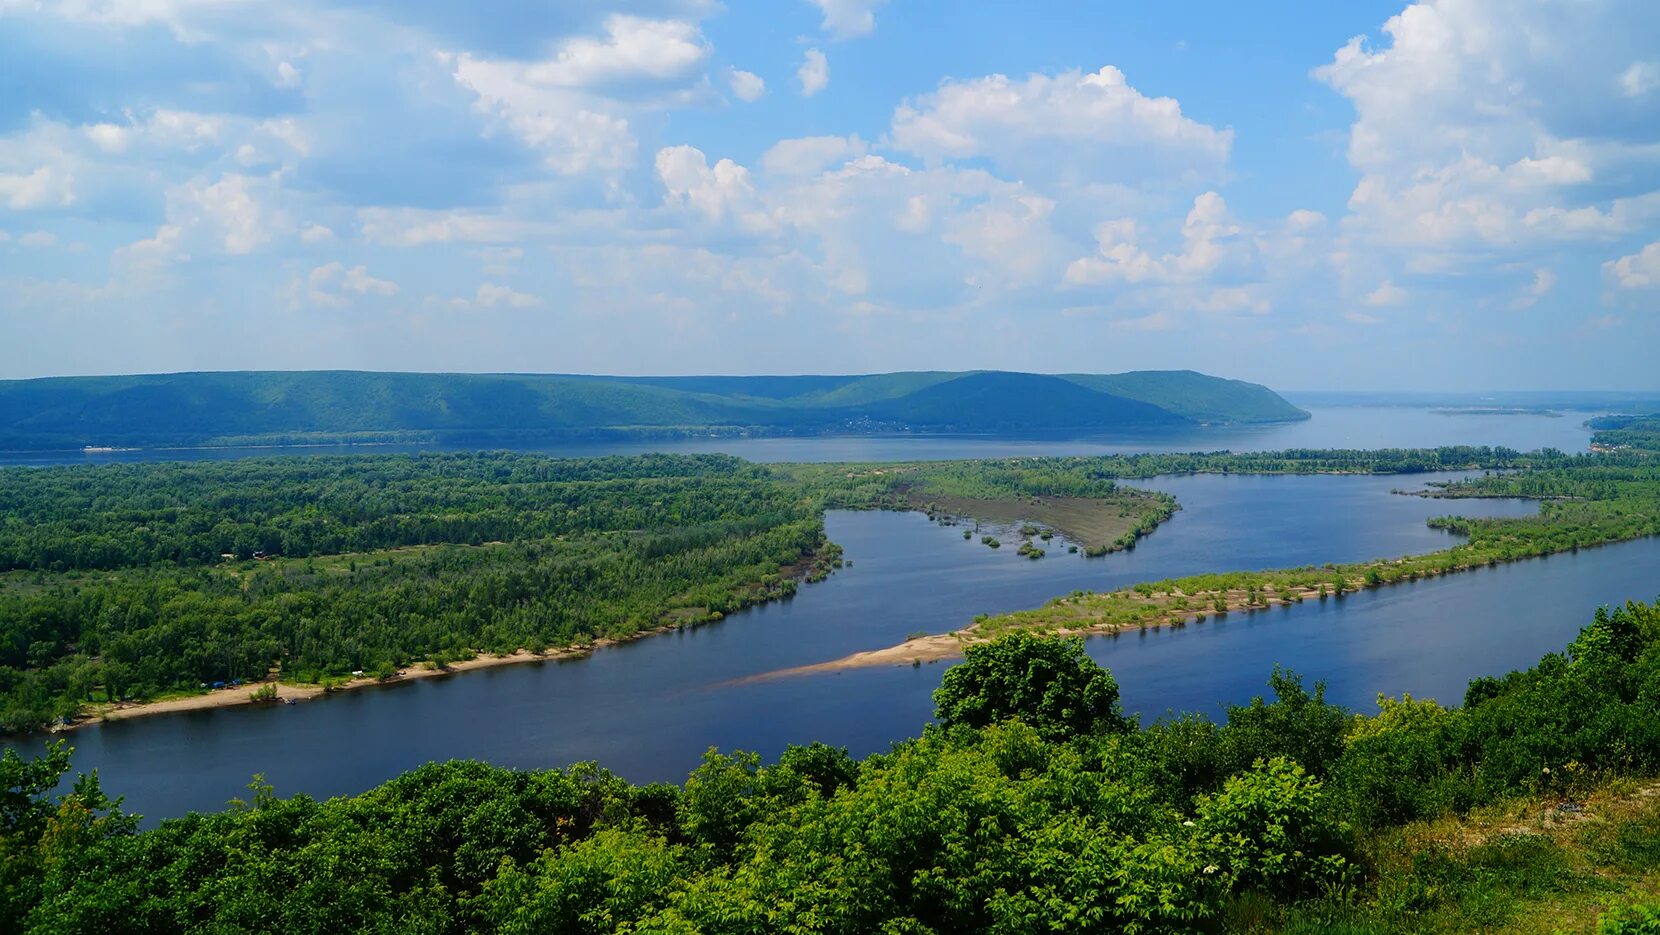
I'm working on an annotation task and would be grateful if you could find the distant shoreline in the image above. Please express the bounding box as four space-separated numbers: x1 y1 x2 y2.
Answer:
0 419 1320 459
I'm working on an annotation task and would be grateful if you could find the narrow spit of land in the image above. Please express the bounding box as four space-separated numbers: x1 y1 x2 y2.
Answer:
9 446 1656 731
0 452 1181 731
764 458 1660 676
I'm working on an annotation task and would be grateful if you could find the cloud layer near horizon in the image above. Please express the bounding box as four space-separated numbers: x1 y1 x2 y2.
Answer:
1 0 1657 389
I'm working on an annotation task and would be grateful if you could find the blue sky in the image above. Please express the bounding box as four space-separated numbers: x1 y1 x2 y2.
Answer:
1 0 1657 390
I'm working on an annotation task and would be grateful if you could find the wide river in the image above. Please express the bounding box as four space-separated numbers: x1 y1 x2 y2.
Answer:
0 403 1608 467
7 406 1655 825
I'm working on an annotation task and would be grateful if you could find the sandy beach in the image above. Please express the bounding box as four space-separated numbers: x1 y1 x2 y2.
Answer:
69 635 661 730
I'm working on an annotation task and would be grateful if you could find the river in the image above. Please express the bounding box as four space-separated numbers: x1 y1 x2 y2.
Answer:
14 468 1657 826
0 404 1602 467
3 406 1643 823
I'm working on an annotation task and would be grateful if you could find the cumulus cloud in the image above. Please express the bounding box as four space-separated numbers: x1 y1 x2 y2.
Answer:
1066 192 1256 286
442 14 718 178
307 261 399 307
1619 61 1659 98
1316 0 1660 261
449 53 637 176
519 15 711 89
451 282 543 310
806 0 887 39
760 135 866 176
0 166 75 210
1512 267 1557 309
656 145 775 233
174 173 285 255
798 49 829 96
727 68 766 102
891 65 1231 186
1364 280 1407 307
358 208 553 246
1604 240 1660 289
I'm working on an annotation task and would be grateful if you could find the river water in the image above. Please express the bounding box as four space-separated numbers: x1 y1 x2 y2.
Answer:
0 404 1603 467
5 406 1648 824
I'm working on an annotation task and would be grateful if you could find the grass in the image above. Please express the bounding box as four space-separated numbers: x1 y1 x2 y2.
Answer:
1231 779 1660 933
921 492 1172 552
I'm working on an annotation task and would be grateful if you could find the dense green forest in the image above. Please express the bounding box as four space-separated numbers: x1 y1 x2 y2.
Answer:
0 452 1186 730
5 603 1659 932
1590 415 1660 453
0 369 1307 450
4 446 1655 731
0 454 832 730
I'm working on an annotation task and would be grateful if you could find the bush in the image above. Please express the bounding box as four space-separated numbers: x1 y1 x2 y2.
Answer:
1601 903 1660 934
933 633 1128 739
1194 756 1352 898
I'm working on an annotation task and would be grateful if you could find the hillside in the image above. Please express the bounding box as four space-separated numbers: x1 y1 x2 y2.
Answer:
0 369 1307 450
1063 369 1311 424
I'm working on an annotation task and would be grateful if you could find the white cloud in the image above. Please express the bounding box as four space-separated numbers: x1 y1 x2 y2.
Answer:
656 145 775 233
449 53 637 176
529 15 709 88
1604 240 1660 289
1620 61 1659 98
1066 192 1256 286
358 208 553 246
470 246 524 275
760 135 866 176
112 224 188 282
275 60 301 89
0 166 75 210
1316 0 1660 263
83 123 130 154
452 282 543 310
1512 267 1557 309
18 230 58 247
307 262 398 307
1345 310 1382 325
299 224 335 244
891 65 1231 186
1286 209 1327 233
1364 280 1407 307
806 0 886 39
727 68 765 102
175 173 280 254
797 49 829 97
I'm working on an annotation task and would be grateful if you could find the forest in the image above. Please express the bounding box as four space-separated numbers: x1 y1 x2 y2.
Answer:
4 601 1659 932
3 447 1655 732
1590 415 1660 453
0 451 1184 730
0 369 1308 451
0 453 830 731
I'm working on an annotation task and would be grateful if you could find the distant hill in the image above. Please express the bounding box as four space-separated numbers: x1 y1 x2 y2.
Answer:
0 369 1308 450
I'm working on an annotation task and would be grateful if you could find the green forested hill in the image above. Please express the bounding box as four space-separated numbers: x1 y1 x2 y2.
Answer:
0 369 1308 450
1064 369 1312 424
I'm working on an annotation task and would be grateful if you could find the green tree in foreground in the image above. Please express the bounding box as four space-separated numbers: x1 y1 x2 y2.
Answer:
932 631 1128 738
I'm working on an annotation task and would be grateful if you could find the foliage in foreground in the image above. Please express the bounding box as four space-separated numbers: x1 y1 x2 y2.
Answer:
4 601 1660 932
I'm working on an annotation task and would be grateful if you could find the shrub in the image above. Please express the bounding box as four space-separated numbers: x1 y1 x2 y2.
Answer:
933 633 1128 739
1194 757 1352 898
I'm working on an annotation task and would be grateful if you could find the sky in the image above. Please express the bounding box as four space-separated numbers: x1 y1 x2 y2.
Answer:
1 0 1658 390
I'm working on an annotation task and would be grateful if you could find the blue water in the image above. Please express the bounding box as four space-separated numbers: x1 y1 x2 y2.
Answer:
0 405 1600 467
16 469 1653 827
